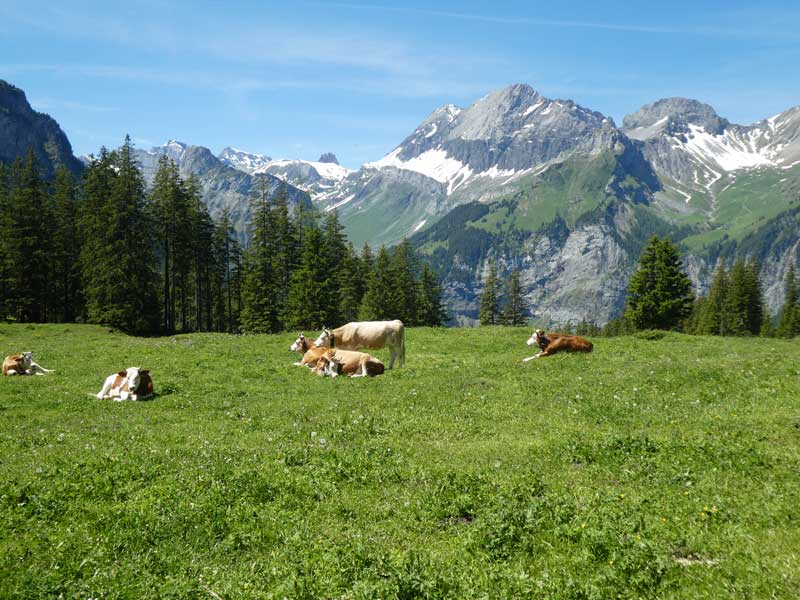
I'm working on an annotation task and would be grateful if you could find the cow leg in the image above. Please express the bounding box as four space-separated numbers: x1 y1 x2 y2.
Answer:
388 349 395 370
351 363 368 378
522 353 543 362
96 377 114 399
6 369 18 376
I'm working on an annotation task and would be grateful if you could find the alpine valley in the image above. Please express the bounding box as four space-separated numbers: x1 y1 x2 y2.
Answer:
2 80 799 325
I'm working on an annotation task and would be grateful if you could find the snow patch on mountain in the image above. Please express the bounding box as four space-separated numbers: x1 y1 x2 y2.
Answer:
675 124 774 171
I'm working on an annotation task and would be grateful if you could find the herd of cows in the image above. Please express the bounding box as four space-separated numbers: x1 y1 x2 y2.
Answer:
1 320 593 400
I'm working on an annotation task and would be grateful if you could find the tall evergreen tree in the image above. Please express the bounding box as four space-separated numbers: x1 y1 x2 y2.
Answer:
51 167 82 321
81 137 159 334
417 262 447 326
360 246 396 320
150 156 182 332
625 236 694 331
777 263 800 338
339 242 367 323
744 260 765 335
389 239 419 325
286 226 329 330
725 260 752 335
321 210 348 325
240 182 276 333
0 163 11 319
502 268 528 326
6 152 54 322
697 262 729 335
479 259 501 325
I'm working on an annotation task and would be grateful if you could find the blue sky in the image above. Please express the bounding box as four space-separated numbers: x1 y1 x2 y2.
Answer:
2 0 799 168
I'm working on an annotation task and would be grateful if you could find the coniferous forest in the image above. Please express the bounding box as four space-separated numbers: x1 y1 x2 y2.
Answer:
0 138 447 335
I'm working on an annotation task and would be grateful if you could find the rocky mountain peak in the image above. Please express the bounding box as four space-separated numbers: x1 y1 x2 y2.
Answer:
623 97 729 139
318 152 339 164
217 147 272 174
0 79 84 178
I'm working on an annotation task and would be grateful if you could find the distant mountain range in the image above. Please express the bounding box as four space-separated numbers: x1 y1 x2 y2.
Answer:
2 78 799 325
128 141 310 238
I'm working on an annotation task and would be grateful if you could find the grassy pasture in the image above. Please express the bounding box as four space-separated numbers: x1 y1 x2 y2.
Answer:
1 324 799 599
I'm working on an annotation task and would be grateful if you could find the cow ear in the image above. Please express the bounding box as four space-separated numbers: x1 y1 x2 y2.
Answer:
117 370 126 377
141 369 149 375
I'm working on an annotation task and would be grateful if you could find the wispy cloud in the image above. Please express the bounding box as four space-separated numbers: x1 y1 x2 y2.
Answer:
315 1 800 39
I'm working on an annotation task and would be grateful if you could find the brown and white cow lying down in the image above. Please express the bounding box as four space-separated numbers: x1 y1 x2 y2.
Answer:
96 367 154 401
313 349 385 378
2 352 54 376
290 334 328 368
314 320 405 368
523 329 593 361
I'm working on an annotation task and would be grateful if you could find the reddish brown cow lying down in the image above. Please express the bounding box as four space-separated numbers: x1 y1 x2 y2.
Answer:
290 334 328 368
2 351 54 375
523 329 593 361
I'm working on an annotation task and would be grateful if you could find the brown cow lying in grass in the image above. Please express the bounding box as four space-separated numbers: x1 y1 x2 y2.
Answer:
96 367 154 401
2 352 54 375
290 334 328 368
523 329 593 361
313 349 385 378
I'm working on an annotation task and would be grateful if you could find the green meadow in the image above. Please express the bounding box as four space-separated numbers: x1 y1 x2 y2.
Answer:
1 324 799 599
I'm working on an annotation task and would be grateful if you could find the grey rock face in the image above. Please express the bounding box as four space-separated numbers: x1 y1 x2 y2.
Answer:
134 142 311 241
318 152 339 164
0 80 84 178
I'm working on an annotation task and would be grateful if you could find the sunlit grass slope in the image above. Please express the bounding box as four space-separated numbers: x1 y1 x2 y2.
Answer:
1 324 799 598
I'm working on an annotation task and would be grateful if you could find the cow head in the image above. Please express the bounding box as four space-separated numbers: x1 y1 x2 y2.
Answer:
125 367 142 391
527 329 546 347
290 334 306 353
313 327 332 348
21 351 33 368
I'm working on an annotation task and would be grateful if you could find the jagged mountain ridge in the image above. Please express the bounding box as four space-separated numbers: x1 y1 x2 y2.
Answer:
0 80 84 178
132 141 311 241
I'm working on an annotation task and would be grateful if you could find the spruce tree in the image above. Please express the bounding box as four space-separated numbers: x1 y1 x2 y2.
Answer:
6 152 53 322
502 268 528 326
240 182 276 333
360 246 396 320
321 210 348 325
479 260 501 325
390 239 419 325
339 243 367 323
150 156 182 332
725 260 752 335
625 236 694 330
697 263 728 335
417 263 448 326
0 163 10 319
777 263 800 338
286 226 329 330
744 260 765 335
52 167 82 321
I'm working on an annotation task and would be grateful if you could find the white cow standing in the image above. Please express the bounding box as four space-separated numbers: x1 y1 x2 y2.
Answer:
314 320 405 368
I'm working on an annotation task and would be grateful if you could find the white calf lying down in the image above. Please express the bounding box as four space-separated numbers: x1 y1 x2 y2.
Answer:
313 349 385 378
96 367 154 401
2 352 54 376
